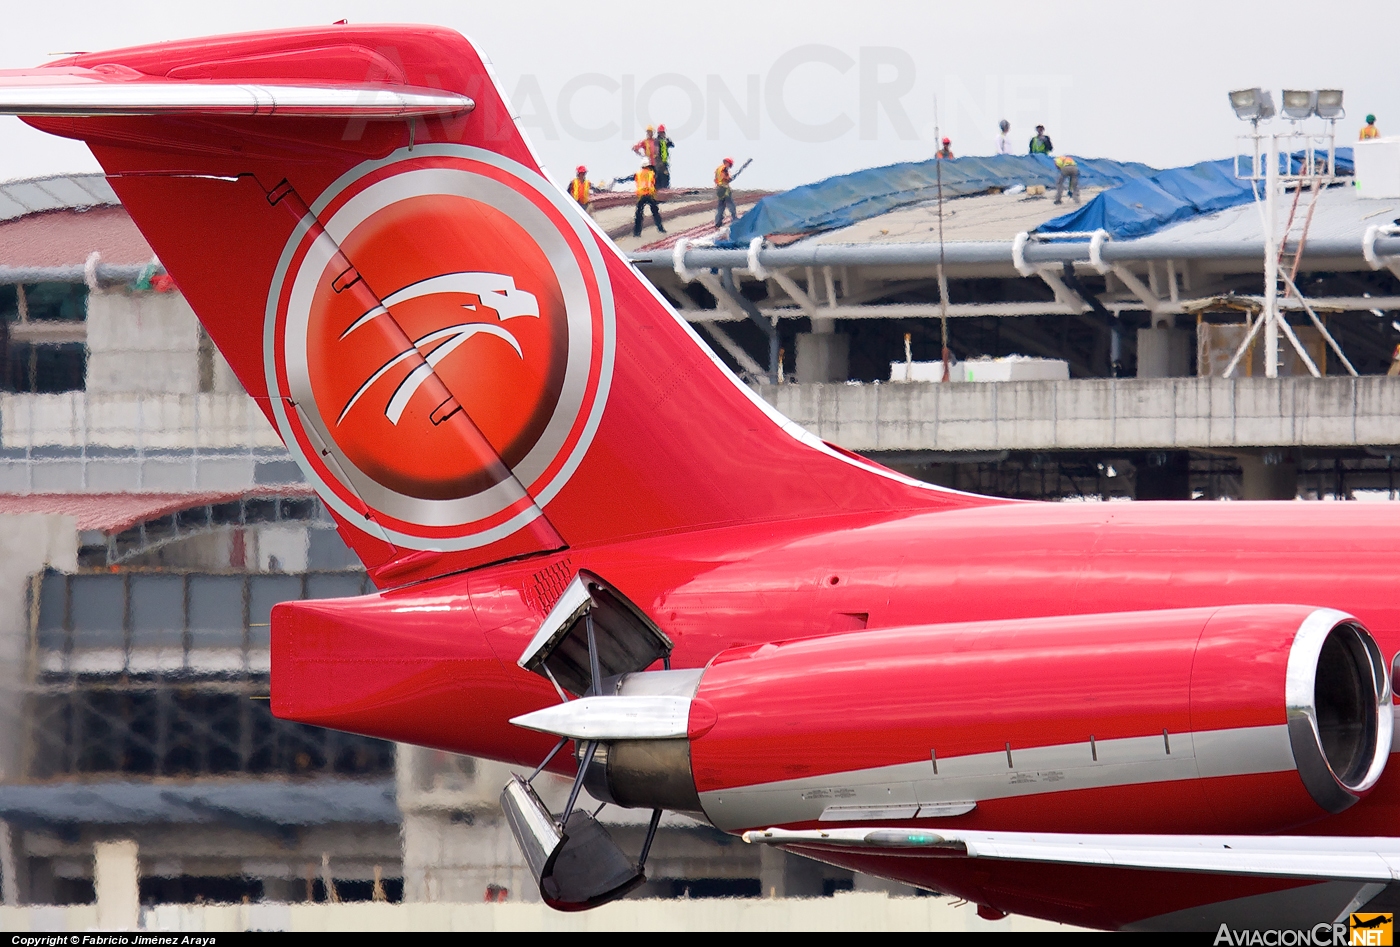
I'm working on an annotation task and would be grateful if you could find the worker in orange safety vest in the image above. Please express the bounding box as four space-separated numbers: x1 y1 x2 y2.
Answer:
1361 114 1381 140
1053 154 1080 205
632 126 659 166
616 161 665 237
567 165 598 212
715 158 739 227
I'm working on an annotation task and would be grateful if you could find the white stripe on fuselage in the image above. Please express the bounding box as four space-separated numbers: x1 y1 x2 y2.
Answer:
698 725 1298 832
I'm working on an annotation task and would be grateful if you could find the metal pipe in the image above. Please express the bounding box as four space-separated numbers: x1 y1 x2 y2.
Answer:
634 234 1400 272
0 263 161 285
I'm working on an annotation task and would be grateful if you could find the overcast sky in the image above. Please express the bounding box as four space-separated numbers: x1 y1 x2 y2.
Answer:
0 1 1395 190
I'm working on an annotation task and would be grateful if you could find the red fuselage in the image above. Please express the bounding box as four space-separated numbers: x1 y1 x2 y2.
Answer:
274 498 1400 926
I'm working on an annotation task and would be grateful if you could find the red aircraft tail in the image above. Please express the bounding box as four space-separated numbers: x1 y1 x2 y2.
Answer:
8 25 984 583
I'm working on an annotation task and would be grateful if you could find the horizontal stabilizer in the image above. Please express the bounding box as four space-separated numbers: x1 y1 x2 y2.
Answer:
0 71 473 117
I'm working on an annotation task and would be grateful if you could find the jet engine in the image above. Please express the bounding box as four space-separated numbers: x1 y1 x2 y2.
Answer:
514 602 1392 842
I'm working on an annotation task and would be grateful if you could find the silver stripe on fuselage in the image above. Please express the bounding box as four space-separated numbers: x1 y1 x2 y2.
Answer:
698 725 1297 832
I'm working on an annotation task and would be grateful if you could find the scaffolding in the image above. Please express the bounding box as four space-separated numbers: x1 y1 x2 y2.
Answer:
21 569 391 782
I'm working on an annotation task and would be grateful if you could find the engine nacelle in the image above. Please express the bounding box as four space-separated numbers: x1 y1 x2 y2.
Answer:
554 605 1390 835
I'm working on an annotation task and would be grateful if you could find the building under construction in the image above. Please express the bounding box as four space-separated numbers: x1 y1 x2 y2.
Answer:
2 124 1400 922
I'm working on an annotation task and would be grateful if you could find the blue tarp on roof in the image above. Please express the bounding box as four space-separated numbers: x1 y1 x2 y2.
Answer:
722 154 1157 247
1037 149 1354 241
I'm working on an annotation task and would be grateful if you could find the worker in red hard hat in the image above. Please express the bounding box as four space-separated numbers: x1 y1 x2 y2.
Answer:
568 165 598 214
715 157 739 228
936 137 954 159
655 124 675 188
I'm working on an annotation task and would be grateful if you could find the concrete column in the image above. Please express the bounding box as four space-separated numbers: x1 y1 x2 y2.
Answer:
1135 451 1192 500
1136 327 1193 378
1238 453 1298 500
0 515 78 792
261 876 300 903
758 844 787 898
0 821 16 905
795 332 850 383
94 839 140 930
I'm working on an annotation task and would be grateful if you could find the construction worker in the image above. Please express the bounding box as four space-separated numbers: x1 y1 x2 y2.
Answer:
1361 114 1381 140
1029 124 1053 155
715 157 739 227
618 161 664 237
1053 154 1079 204
936 137 954 159
655 124 675 188
567 165 596 212
996 119 1012 155
632 126 659 167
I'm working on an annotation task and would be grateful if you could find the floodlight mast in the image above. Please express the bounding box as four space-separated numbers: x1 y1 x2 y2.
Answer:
1227 88 1341 378
1264 132 1280 377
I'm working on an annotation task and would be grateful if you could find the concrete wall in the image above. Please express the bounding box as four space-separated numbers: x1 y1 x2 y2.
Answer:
86 291 197 395
761 376 1400 452
85 290 241 397
0 892 1089 932
1 392 281 451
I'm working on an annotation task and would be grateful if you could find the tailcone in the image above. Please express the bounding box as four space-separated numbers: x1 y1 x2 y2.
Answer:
271 590 545 760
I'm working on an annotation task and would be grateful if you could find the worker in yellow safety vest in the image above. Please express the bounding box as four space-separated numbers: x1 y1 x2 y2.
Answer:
616 161 664 237
568 165 597 212
1361 114 1381 140
1053 154 1079 205
656 124 675 188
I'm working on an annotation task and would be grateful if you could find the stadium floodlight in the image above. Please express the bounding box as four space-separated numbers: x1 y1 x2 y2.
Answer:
1229 88 1276 122
1315 89 1345 119
1281 89 1317 120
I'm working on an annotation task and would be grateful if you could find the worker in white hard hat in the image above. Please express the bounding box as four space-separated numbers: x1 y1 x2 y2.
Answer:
632 126 659 167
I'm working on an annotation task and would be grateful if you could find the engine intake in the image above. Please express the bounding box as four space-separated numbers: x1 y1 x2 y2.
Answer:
1286 609 1391 812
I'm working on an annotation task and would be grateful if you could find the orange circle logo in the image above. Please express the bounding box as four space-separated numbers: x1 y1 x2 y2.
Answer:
266 148 614 550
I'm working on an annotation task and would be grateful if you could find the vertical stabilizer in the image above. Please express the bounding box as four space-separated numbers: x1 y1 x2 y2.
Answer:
1 25 989 583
